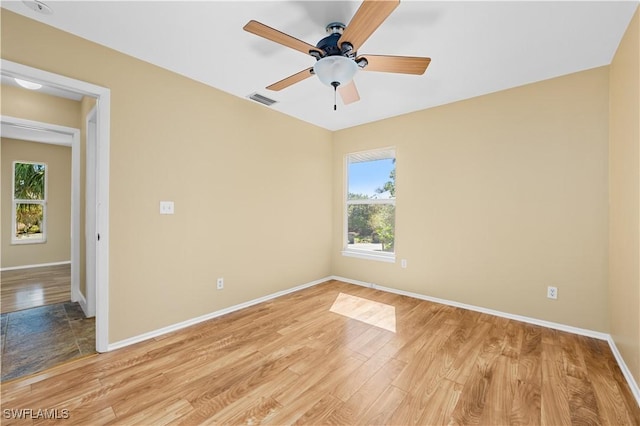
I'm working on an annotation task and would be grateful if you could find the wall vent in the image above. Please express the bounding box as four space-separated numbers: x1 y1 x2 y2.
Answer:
248 92 278 106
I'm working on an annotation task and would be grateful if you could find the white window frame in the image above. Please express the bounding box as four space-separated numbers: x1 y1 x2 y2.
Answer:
12 160 48 245
342 147 396 263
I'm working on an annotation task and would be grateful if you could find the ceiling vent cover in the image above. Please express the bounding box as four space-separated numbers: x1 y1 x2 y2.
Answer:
248 92 278 107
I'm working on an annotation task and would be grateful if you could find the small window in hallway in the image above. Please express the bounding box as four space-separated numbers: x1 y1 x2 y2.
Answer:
12 161 47 244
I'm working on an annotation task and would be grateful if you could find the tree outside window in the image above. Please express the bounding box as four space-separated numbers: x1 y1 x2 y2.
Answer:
345 149 395 260
12 161 47 244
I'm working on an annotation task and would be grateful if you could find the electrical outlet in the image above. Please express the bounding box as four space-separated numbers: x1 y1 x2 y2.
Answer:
217 277 224 290
159 201 174 215
547 286 558 300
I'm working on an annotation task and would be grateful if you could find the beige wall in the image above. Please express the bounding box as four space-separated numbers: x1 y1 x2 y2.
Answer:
609 7 640 383
333 67 610 332
1 10 333 343
1 83 95 302
0 84 81 129
1 85 80 269
3 6 637 351
1 138 72 268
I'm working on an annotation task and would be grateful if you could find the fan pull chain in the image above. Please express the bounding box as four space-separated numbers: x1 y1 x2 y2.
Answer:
331 81 339 111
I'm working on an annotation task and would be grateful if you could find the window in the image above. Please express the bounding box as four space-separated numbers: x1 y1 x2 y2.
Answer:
12 161 47 244
344 148 395 262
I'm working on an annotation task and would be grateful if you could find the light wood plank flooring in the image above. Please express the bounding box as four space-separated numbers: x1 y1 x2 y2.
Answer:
1 280 638 425
1 264 71 313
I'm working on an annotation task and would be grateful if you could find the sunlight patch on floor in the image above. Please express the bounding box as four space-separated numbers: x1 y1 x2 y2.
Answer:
329 292 396 332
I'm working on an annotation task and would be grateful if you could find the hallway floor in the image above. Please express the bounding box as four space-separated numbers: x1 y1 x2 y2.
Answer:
1 302 95 382
1 264 72 313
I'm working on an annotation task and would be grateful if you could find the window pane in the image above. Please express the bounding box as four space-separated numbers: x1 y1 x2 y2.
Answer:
14 162 46 200
15 203 44 241
348 158 395 200
347 204 395 253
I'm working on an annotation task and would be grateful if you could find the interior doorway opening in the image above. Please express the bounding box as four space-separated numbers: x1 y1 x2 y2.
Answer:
1 59 111 353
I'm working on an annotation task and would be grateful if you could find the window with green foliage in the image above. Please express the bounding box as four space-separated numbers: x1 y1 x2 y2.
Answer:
344 148 395 261
12 161 47 244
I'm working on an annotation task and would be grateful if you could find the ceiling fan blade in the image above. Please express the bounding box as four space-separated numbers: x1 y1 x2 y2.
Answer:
338 0 399 51
339 81 360 105
244 20 322 56
359 55 431 75
266 67 314 91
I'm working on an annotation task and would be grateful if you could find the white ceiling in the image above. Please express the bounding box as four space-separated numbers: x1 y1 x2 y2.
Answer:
2 1 638 131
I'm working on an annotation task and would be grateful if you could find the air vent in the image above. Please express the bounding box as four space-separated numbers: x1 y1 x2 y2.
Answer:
248 92 278 107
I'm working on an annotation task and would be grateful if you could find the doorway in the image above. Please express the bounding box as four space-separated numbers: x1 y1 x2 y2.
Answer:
0 119 96 381
1 59 111 353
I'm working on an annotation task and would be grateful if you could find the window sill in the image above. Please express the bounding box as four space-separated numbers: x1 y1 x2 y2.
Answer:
341 250 396 263
11 238 47 245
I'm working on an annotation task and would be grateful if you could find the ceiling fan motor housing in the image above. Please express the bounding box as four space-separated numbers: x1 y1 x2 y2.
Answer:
315 23 356 59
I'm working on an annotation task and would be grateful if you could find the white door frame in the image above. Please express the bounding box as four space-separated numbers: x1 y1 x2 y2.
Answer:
1 59 111 353
1 117 79 301
85 106 97 317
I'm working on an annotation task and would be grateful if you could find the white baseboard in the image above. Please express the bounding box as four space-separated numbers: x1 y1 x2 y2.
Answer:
105 273 640 408
606 335 640 405
332 276 608 340
76 292 89 318
0 260 71 272
107 276 331 351
71 282 80 303
332 275 640 407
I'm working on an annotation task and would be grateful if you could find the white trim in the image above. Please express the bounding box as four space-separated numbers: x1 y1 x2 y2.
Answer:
343 147 397 259
331 275 609 340
95 89 111 353
332 275 640 407
0 260 71 272
380 284 609 339
84 106 98 318
76 291 89 316
1 61 107 98
70 123 81 314
2 116 81 320
2 60 112 353
347 147 396 163
108 276 331 351
347 198 396 205
341 250 396 263
331 275 609 341
11 159 48 245
606 336 640 405
331 276 375 288
103 273 640 407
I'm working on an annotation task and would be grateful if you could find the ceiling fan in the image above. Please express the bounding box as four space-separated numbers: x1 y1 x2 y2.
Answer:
243 0 431 110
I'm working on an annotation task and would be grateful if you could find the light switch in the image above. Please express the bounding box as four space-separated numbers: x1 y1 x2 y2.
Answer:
160 201 174 215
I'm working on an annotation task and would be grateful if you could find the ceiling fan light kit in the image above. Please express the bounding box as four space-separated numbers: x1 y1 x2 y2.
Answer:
243 0 430 110
313 56 358 87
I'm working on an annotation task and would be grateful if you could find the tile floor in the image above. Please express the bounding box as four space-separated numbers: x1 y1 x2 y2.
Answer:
0 302 95 382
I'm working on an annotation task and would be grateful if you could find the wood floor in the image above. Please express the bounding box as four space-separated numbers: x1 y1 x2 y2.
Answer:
1 264 71 313
1 264 95 380
1 280 638 425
